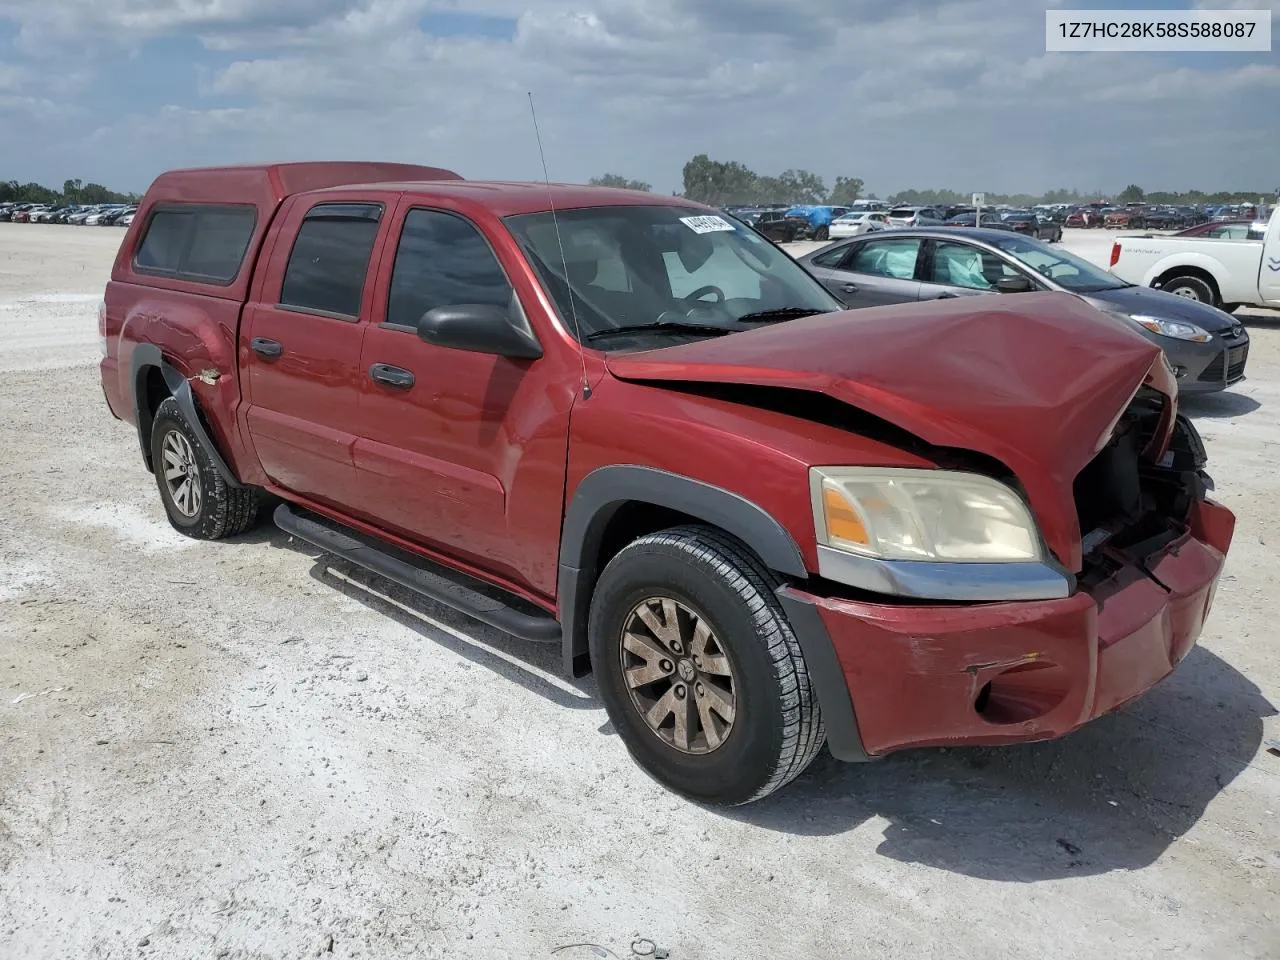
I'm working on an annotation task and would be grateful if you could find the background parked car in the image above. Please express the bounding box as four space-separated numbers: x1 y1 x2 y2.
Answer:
828 211 888 238
752 209 808 242
944 212 1013 230
886 205 945 228
1104 208 1145 229
795 226 1248 394
1001 212 1063 242
780 204 851 240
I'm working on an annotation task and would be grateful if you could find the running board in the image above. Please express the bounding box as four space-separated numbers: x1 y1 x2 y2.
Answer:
273 504 561 644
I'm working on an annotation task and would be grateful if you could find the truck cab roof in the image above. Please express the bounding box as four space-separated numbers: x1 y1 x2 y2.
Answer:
303 180 691 217
142 161 464 207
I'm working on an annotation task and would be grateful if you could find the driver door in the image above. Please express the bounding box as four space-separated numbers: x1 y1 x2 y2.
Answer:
918 240 1041 301
349 202 572 597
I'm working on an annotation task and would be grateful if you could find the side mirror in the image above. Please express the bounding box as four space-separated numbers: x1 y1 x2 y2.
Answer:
417 304 543 359
995 276 1034 294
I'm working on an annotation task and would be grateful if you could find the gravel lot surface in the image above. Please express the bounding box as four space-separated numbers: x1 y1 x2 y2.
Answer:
2 223 1278 959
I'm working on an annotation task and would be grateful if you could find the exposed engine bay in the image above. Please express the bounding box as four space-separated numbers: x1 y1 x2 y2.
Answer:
1072 388 1212 587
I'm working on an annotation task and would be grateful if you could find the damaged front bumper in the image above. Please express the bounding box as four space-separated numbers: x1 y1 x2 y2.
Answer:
779 498 1235 760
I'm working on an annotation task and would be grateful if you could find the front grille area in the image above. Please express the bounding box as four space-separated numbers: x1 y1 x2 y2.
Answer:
1227 343 1248 382
1198 351 1225 383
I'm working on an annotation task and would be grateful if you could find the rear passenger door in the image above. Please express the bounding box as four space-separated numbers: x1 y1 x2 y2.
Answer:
809 236 923 307
240 195 392 511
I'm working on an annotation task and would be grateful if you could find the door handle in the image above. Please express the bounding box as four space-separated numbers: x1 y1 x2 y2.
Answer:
369 363 415 389
250 337 283 358
933 292 959 299
841 282 859 293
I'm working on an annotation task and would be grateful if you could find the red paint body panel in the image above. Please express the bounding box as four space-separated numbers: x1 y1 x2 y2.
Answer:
105 164 462 487
607 291 1168 571
565 374 937 574
345 196 582 597
787 499 1234 755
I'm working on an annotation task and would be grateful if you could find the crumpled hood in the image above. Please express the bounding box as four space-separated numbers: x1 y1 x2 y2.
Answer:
606 291 1167 571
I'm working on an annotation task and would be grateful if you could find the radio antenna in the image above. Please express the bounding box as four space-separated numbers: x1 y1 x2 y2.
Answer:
528 91 591 400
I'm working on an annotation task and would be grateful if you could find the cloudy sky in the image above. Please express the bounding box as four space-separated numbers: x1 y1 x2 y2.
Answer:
0 0 1276 197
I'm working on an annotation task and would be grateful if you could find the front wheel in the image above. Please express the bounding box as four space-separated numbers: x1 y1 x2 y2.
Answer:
150 396 261 540
813 225 829 241
588 526 826 805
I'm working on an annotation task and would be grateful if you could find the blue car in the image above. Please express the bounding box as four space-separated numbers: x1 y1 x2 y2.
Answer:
783 205 851 241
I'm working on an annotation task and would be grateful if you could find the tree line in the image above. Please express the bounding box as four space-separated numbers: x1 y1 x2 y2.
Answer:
1 178 141 205
590 156 1273 208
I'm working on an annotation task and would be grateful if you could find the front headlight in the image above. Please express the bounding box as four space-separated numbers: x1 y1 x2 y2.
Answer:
1128 313 1212 343
810 467 1043 563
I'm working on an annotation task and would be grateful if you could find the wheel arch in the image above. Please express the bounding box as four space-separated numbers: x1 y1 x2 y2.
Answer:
130 343 243 488
1151 264 1223 303
557 465 809 678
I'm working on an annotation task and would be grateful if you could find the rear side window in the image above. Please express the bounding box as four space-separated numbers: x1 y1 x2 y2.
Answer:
280 203 382 318
386 209 512 328
848 238 922 279
134 205 256 284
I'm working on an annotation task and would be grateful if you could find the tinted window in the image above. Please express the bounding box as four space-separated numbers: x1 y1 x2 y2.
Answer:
135 211 191 273
847 238 921 279
387 209 514 328
280 204 381 318
134 205 255 282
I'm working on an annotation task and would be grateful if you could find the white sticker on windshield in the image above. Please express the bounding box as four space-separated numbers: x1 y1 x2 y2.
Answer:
679 215 736 234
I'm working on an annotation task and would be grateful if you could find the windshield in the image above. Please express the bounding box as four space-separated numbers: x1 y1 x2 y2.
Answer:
992 234 1129 292
503 205 842 349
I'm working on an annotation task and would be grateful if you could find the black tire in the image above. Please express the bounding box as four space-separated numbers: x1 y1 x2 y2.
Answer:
149 396 261 540
814 225 830 241
588 525 825 805
1161 274 1217 306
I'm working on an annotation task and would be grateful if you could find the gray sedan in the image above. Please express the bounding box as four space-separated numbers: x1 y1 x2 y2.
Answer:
796 227 1249 394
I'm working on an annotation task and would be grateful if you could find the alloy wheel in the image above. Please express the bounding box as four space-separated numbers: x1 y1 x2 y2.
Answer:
161 430 202 518
618 596 737 754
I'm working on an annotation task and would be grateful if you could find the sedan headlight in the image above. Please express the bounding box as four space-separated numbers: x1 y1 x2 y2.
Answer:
1127 313 1212 343
810 467 1043 563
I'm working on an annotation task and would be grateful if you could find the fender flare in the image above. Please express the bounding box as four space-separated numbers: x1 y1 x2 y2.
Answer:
557 465 807 674
556 464 869 762
130 343 242 488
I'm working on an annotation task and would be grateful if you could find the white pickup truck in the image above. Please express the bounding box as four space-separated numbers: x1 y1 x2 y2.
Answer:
1108 207 1280 313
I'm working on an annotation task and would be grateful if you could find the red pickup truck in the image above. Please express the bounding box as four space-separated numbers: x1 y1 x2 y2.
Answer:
100 162 1235 805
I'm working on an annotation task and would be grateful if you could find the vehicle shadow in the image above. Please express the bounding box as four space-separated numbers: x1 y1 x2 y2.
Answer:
721 646 1274 880
259 528 596 710
1181 391 1261 419
253 524 1272 882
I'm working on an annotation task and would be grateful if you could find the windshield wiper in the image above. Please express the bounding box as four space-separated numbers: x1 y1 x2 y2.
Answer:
585 322 735 342
734 306 829 323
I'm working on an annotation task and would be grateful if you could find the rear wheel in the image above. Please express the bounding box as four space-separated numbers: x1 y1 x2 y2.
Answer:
1161 274 1217 306
150 396 261 540
588 526 825 805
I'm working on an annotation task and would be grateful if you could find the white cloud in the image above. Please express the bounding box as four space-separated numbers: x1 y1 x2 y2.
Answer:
0 0 1275 195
